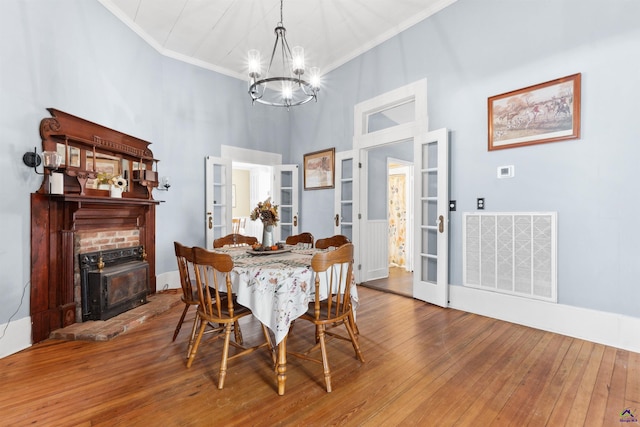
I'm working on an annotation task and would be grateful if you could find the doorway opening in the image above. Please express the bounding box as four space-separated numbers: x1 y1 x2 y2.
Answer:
386 158 414 296
358 146 414 297
232 162 273 239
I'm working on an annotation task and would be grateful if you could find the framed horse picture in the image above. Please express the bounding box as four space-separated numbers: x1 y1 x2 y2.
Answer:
488 73 581 151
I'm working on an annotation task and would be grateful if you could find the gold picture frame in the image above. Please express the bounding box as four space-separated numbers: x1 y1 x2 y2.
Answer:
488 73 581 151
86 155 121 189
303 148 335 190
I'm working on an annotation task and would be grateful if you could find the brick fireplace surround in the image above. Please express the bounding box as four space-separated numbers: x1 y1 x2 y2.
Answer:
31 194 160 342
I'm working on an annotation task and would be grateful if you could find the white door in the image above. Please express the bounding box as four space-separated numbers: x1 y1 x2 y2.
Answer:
274 164 299 242
333 151 355 240
205 156 232 248
413 128 449 307
334 150 360 281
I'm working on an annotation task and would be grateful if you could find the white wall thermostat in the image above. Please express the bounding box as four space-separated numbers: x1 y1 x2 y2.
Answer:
497 165 515 178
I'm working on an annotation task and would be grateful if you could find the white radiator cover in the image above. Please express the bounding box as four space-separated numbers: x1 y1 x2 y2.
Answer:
463 212 557 302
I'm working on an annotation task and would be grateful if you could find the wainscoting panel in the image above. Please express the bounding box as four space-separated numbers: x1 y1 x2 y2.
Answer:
463 212 557 302
363 220 389 281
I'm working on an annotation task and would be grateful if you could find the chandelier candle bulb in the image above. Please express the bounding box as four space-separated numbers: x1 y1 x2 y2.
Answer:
309 67 320 89
291 46 305 74
248 49 262 78
282 81 293 101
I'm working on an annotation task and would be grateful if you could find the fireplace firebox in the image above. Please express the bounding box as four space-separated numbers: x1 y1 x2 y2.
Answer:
79 246 149 321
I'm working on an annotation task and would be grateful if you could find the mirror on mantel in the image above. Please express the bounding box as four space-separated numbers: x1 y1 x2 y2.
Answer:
37 108 160 199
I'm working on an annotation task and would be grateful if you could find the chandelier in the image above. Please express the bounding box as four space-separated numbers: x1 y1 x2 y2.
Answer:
247 0 320 108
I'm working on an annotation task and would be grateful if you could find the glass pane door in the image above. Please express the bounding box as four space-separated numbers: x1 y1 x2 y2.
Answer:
413 128 449 307
335 152 354 240
274 165 298 242
205 156 232 248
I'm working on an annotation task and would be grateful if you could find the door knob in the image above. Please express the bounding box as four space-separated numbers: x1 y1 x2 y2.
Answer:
438 215 444 233
293 215 298 226
335 214 340 227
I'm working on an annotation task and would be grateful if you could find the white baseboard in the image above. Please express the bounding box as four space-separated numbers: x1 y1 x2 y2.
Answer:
0 316 32 359
156 271 180 291
449 285 640 354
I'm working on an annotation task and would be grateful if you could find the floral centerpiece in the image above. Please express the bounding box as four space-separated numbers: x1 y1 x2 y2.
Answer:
250 197 279 226
96 172 127 197
96 173 127 189
250 197 279 248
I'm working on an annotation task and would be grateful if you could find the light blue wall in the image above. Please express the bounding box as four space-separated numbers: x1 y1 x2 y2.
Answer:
293 0 640 318
1 0 639 355
0 0 286 342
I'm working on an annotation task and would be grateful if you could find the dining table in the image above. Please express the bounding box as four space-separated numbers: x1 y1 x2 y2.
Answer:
212 244 358 395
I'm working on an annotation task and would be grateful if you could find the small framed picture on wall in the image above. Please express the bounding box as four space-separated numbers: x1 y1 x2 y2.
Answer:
303 148 335 190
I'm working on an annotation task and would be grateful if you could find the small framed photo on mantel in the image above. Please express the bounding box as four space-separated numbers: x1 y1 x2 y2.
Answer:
303 148 335 190
488 73 581 151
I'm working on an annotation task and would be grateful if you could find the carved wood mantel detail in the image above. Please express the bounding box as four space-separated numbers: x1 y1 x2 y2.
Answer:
30 109 162 343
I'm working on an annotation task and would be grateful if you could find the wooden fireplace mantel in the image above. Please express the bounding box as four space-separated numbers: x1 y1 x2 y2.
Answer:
38 108 160 198
30 109 162 343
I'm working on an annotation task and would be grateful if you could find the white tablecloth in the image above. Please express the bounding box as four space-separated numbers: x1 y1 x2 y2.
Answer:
214 246 357 344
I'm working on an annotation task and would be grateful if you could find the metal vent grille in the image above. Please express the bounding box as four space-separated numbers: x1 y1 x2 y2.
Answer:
463 212 557 302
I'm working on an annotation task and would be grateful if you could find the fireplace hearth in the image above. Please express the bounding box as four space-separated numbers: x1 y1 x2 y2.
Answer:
79 246 149 321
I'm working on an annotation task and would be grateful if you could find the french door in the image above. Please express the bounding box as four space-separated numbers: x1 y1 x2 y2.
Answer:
413 128 449 307
274 164 299 241
350 80 450 307
333 151 354 240
205 157 298 247
352 129 449 307
205 156 232 248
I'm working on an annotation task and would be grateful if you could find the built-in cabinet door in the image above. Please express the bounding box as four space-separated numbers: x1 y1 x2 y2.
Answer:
274 164 299 242
413 128 449 307
205 156 232 248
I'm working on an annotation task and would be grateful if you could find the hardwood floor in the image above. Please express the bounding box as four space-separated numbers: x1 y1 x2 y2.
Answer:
361 266 413 296
1 286 638 426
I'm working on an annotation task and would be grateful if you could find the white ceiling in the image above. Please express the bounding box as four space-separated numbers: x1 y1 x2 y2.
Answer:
99 0 457 81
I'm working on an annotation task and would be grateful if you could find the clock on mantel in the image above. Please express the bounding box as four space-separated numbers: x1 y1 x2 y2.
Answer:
38 108 160 200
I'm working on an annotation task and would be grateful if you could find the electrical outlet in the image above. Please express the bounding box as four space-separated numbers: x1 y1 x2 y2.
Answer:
477 198 485 210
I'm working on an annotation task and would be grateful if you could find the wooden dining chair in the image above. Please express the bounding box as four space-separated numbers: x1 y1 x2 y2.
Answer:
231 218 241 234
187 247 274 389
314 234 350 250
285 232 314 248
212 234 257 342
173 242 200 356
175 241 242 356
213 233 258 248
288 243 364 392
